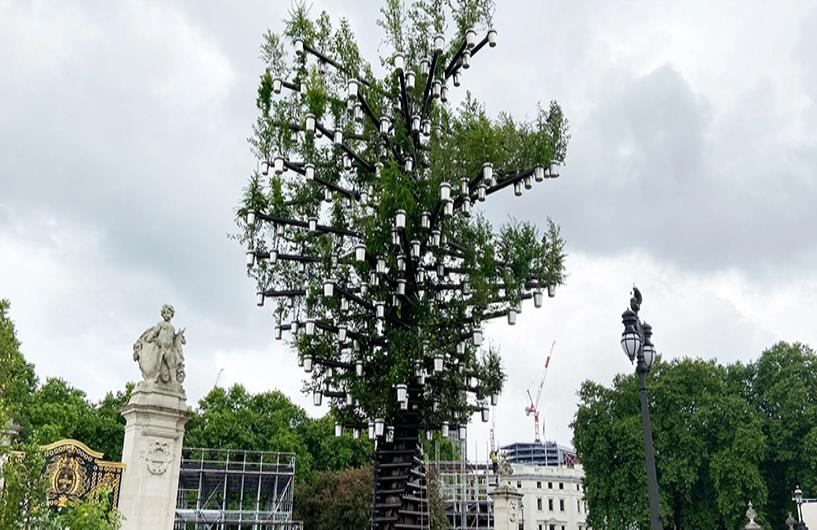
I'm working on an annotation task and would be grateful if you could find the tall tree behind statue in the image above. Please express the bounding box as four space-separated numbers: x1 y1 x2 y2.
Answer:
236 1 569 528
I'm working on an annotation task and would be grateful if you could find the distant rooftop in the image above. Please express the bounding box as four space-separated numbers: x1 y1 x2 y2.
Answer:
499 440 578 467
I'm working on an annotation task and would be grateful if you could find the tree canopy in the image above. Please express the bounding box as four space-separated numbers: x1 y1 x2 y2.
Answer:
185 384 373 485
238 0 568 436
572 342 817 530
0 299 37 429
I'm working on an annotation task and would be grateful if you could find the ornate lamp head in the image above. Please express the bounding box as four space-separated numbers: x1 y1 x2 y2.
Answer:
620 308 641 362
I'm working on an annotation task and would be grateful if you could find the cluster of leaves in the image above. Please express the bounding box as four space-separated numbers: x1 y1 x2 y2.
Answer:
0 299 37 429
297 465 373 530
572 342 817 530
184 384 373 486
236 0 569 438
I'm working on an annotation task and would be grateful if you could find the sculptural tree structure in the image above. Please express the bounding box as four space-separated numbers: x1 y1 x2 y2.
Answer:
238 3 568 528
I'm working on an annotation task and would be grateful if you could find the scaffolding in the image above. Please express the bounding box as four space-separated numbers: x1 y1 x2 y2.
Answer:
174 447 301 530
429 458 495 530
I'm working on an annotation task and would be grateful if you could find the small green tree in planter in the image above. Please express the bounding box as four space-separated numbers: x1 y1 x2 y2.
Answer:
237 2 568 528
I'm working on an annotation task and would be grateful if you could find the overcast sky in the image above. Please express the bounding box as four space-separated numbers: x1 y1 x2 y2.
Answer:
2 0 816 461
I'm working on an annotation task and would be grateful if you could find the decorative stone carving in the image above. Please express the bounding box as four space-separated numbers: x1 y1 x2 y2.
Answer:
745 502 762 530
133 304 186 385
497 456 513 478
508 499 518 522
146 440 172 475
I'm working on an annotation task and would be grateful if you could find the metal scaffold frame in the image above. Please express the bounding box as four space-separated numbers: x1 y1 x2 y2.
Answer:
429 441 494 530
174 447 301 530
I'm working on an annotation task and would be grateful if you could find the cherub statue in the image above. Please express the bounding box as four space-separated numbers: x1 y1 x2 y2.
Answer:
133 305 186 385
498 456 514 478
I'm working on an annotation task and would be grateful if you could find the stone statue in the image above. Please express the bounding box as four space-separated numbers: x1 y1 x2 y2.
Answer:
133 305 186 385
498 456 514 478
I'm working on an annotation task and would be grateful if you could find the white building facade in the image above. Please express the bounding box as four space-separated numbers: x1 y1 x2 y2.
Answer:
511 463 589 530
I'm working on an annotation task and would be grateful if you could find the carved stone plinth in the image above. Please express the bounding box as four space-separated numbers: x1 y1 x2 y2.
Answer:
118 382 188 530
490 482 524 530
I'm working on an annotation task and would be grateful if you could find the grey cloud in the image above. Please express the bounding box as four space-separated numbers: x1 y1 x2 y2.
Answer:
481 62 817 276
3 0 817 451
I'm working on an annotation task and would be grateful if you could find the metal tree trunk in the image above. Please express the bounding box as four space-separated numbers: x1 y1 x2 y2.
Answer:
371 385 429 530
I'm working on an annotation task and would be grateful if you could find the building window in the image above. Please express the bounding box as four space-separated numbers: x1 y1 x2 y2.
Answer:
537 481 542 489
577 483 581 491
578 499 581 512
538 525 543 530
559 499 565 511
561 526 565 530
559 482 564 490
548 498 554 511
537 498 542 511
549 525 555 530
548 481 553 489
517 481 522 488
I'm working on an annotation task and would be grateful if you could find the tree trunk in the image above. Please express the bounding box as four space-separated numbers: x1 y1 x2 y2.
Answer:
371 385 429 530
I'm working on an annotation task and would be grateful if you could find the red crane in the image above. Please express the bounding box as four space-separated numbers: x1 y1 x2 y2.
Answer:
525 341 556 442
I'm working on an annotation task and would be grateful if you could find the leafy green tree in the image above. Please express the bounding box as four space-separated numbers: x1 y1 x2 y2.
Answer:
238 0 566 438
185 384 373 485
301 412 373 472
22 378 129 461
748 342 817 526
427 466 452 530
238 2 568 525
0 299 37 430
296 465 373 530
52 486 122 530
574 344 817 530
0 442 50 530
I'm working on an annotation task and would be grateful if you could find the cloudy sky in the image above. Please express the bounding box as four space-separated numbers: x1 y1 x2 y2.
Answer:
2 0 816 460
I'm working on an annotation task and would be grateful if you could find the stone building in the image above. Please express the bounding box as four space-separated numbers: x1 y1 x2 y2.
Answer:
510 463 588 530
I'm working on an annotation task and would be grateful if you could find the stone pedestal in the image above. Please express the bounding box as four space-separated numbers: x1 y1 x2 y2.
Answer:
490 481 524 530
118 382 188 530
1 421 21 444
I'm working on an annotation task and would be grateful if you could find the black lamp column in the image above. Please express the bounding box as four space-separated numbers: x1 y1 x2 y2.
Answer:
620 287 662 530
794 486 810 530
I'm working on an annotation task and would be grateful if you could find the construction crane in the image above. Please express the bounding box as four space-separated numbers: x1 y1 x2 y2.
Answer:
525 341 556 442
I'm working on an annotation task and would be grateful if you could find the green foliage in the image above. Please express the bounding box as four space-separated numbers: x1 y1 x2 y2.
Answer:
0 442 50 529
749 342 817 526
185 384 373 487
573 343 817 530
52 486 122 530
236 0 569 433
22 378 130 462
295 465 373 530
427 466 452 530
0 299 38 429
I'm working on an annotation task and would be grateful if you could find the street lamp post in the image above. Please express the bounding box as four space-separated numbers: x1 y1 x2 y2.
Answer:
794 485 810 530
620 287 662 530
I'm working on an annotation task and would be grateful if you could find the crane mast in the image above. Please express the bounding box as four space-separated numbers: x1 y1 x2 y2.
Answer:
525 341 556 442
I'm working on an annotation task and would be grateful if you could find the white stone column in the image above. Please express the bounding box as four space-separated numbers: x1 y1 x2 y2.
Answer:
490 482 524 530
118 382 188 530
